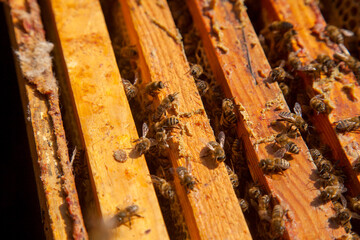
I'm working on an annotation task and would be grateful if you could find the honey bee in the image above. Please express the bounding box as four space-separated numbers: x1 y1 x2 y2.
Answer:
310 94 326 114
155 128 170 149
259 148 290 173
270 205 287 239
153 92 179 122
325 25 354 46
225 164 239 188
232 138 246 167
195 80 210 96
220 98 237 129
176 166 197 192
268 62 294 83
259 157 290 173
151 175 175 200
268 21 294 33
320 184 347 204
288 50 302 71
316 54 335 74
274 132 300 154
335 116 360 133
318 172 343 187
257 194 272 222
203 131 226 164
277 102 308 132
188 64 203 78
122 78 138 99
239 198 249 213
145 81 165 97
248 183 262 201
333 52 360 79
333 201 353 231
133 122 155 156
348 196 360 214
279 82 290 97
155 116 180 130
108 204 142 228
309 149 333 175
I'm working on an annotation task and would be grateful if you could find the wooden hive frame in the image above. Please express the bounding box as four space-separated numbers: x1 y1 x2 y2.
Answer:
4 0 360 239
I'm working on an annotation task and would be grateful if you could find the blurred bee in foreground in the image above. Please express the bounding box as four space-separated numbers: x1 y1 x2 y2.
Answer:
335 116 360 133
133 122 156 156
151 175 175 200
270 204 287 239
108 205 142 229
176 165 198 192
277 102 308 133
145 81 165 97
274 132 300 154
153 92 179 122
201 131 226 165
259 148 290 174
310 94 326 114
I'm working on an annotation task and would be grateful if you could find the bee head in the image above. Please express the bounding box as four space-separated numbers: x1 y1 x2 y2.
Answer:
166 189 175 200
320 190 330 201
259 159 267 169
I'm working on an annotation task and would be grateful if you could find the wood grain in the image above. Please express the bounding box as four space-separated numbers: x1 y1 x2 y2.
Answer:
261 0 360 195
186 0 346 239
4 0 88 239
42 0 169 238
114 0 252 239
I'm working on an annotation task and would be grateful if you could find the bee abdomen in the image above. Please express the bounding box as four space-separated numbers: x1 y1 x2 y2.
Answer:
286 142 299 154
276 158 290 170
220 111 237 128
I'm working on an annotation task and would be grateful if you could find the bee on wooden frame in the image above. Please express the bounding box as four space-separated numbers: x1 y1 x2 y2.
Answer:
107 204 143 229
277 102 309 133
201 131 226 165
132 122 156 157
259 147 290 174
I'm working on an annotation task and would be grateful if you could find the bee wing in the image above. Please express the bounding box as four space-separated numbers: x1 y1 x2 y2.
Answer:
339 43 350 56
142 122 149 137
200 137 215 151
274 147 287 158
294 102 302 117
149 138 157 147
340 28 354 37
218 131 225 148
278 60 285 68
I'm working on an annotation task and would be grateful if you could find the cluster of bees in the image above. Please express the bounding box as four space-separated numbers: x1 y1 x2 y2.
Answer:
259 19 360 238
108 2 360 238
